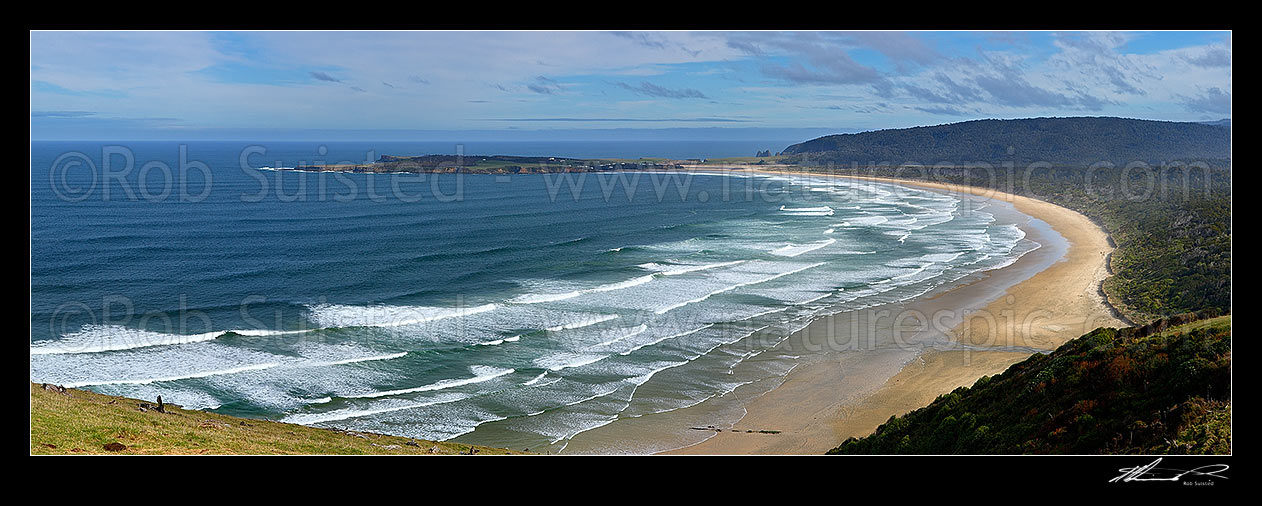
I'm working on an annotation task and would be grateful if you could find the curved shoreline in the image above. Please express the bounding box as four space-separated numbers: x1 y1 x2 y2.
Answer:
660 170 1125 454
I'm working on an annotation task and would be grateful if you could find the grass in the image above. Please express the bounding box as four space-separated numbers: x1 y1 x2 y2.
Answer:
1154 315 1232 338
30 383 529 455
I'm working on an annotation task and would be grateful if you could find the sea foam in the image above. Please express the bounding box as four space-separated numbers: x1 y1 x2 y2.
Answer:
511 275 656 304
341 366 515 399
769 239 836 257
61 362 281 388
29 324 315 355
306 303 498 328
546 314 619 332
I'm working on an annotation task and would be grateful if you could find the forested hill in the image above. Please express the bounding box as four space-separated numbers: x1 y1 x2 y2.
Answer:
828 312 1231 455
781 117 1231 166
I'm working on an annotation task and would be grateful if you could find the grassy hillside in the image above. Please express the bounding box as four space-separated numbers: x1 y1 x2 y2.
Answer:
30 383 528 455
828 313 1231 455
781 117 1230 167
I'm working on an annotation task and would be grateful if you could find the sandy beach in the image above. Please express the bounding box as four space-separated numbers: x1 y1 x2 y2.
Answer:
660 168 1125 454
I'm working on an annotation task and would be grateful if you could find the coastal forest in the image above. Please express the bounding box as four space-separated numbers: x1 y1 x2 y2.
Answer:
779 117 1230 168
782 117 1232 324
781 116 1231 454
828 313 1230 454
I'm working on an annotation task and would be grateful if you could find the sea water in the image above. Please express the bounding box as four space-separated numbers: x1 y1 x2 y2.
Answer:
30 141 1040 453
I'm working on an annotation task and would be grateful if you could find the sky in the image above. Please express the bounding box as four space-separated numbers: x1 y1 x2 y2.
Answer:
30 30 1232 141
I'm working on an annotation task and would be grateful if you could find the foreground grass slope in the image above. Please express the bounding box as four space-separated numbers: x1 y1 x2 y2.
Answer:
30 383 527 455
829 313 1231 455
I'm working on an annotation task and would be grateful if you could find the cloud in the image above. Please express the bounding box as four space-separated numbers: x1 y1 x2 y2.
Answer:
350 86 366 93
30 112 184 137
1046 32 1154 97
760 53 883 86
309 71 341 82
806 103 892 114
1100 65 1146 96
484 117 751 122
762 61 872 86
900 83 957 104
933 73 984 102
31 110 180 123
1182 87 1231 114
968 54 1110 111
1184 47 1231 68
726 39 763 56
614 81 708 99
727 32 888 90
31 80 126 98
972 73 1106 110
912 105 972 116
608 31 701 57
610 31 667 50
526 76 562 95
28 30 1234 136
1073 93 1111 111
841 31 940 67
31 110 96 118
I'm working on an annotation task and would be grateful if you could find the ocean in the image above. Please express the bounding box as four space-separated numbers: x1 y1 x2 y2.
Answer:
30 140 1041 453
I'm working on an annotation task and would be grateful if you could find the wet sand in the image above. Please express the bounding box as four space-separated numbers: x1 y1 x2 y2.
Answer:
661 169 1124 454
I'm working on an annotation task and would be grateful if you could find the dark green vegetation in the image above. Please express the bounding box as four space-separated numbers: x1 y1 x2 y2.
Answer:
829 313 1231 454
783 164 1229 323
752 116 1232 456
780 117 1230 168
777 117 1230 323
296 154 681 174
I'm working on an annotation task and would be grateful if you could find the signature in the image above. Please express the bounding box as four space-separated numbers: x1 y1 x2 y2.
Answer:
1110 458 1229 483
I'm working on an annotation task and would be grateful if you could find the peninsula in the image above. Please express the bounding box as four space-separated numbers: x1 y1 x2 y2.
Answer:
283 154 685 174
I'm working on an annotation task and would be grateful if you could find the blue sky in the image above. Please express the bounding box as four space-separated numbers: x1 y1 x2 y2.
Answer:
30 30 1232 140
